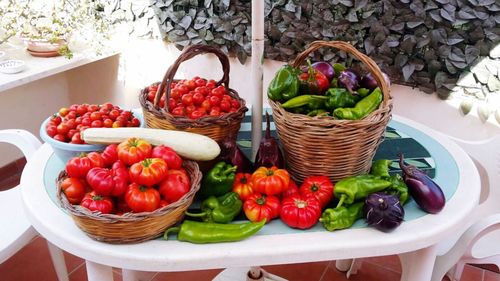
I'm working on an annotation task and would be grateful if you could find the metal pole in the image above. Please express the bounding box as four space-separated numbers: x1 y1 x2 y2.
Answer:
251 0 264 160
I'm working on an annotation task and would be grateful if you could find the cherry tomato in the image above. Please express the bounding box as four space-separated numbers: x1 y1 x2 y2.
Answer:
171 106 185 116
192 92 204 105
220 100 231 112
57 123 70 135
58 107 70 117
91 120 103 128
231 99 240 109
195 78 207 87
53 134 67 142
46 125 57 137
181 94 193 106
88 104 99 112
209 95 220 106
189 109 205 119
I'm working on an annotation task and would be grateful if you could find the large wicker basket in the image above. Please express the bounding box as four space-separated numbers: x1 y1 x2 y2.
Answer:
139 44 248 144
270 41 393 184
56 160 202 244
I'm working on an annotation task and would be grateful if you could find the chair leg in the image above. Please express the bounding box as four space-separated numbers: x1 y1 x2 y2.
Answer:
46 241 69 281
335 259 353 272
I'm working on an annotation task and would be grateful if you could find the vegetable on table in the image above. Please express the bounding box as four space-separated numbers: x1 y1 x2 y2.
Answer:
320 202 364 231
243 193 281 223
324 88 360 111
65 152 104 178
60 177 88 204
80 191 114 214
129 158 168 186
299 60 330 95
117 138 152 166
219 138 254 173
86 167 128 197
254 112 284 169
369 159 409 205
185 192 242 224
360 72 391 90
280 194 322 229
251 166 290 196
334 174 392 208
267 65 300 102
282 179 299 198
370 159 392 178
399 154 445 214
364 192 404 232
333 87 383 120
125 183 161 213
158 169 191 204
312 61 335 82
232 173 254 201
200 161 237 198
163 219 266 244
299 175 334 209
81 128 221 161
151 145 183 170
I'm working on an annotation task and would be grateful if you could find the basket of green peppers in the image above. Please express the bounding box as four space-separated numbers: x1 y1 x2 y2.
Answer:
267 40 393 183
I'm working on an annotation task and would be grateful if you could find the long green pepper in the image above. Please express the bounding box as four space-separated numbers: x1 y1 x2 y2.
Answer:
369 159 409 205
333 87 383 120
334 174 391 208
281 95 327 109
320 202 364 231
163 220 266 244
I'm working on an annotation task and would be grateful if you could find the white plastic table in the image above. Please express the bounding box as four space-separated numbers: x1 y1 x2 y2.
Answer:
21 115 480 281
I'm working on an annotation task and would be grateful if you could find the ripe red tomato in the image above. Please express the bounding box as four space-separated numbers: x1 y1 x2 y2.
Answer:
171 106 185 116
100 144 118 167
185 79 197 90
129 158 168 186
76 104 88 116
211 86 226 97
280 194 321 229
66 154 95 178
176 84 189 96
192 92 204 105
209 95 220 106
158 169 191 203
232 173 254 201
231 99 240 109
108 109 120 120
70 133 84 144
81 191 114 214
90 112 102 121
243 193 281 223
110 160 130 197
125 183 161 213
91 120 103 128
60 177 88 204
195 78 207 87
117 138 152 166
299 175 334 209
53 134 67 142
86 152 105 168
220 100 231 112
103 118 113 128
281 178 299 198
56 123 70 135
151 145 183 169
88 104 99 112
181 94 194 106
86 166 128 197
251 166 290 196
189 109 206 119
46 125 57 137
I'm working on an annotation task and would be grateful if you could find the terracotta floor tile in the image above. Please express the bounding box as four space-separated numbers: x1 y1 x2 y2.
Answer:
322 261 400 281
151 268 223 281
261 261 330 281
362 255 402 273
0 236 60 281
460 264 484 281
484 269 500 281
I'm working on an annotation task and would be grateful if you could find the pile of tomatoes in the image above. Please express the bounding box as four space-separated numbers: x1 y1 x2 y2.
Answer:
232 167 334 230
45 103 141 144
60 138 191 214
145 77 241 119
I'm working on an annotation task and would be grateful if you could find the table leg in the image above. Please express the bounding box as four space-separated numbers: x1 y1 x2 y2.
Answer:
85 260 114 281
122 269 157 281
399 245 437 281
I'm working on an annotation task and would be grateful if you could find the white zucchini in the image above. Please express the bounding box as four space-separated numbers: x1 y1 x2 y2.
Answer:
81 127 220 161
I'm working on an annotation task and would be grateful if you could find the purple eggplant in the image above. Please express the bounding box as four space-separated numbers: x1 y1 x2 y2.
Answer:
364 192 405 232
219 138 254 173
399 154 445 214
254 112 285 169
338 69 360 94
360 72 391 90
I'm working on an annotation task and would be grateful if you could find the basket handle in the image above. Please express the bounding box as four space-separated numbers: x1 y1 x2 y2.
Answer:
291 40 391 107
154 44 231 110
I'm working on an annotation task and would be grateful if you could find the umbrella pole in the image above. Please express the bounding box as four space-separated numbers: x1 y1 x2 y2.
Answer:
251 0 264 160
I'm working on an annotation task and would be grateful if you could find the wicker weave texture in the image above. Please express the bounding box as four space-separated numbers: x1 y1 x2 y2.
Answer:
139 44 248 143
57 160 202 244
271 40 393 184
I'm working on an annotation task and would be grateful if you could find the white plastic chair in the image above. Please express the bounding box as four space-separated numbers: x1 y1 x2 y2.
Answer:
0 129 69 281
338 135 500 280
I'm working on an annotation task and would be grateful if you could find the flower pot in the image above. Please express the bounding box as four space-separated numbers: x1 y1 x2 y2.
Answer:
26 39 66 57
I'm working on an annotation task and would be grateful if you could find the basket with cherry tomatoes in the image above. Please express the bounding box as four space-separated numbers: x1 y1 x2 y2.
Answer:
139 44 248 144
56 138 202 244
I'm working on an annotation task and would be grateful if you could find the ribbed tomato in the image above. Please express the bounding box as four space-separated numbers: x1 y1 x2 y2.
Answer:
117 138 152 165
280 194 321 229
299 175 334 209
125 183 161 213
243 193 280 223
129 158 168 186
250 166 290 196
232 173 254 201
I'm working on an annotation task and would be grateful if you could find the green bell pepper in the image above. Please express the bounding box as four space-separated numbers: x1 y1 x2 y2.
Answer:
200 162 237 198
267 65 300 102
319 202 364 231
334 174 391 208
185 192 242 223
164 219 265 244
324 88 360 110
333 87 383 120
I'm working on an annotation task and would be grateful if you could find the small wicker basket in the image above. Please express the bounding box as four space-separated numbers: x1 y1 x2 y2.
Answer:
139 44 248 144
270 40 393 184
56 160 202 244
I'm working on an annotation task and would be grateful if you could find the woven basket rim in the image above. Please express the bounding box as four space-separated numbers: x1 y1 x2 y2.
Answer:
56 160 202 224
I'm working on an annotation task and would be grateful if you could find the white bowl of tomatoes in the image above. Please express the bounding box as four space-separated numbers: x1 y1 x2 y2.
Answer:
40 103 142 162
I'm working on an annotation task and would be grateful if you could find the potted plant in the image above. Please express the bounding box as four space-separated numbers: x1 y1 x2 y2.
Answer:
0 0 112 59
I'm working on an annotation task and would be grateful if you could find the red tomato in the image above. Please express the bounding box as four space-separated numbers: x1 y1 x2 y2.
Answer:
70 133 84 144
151 145 183 169
91 120 103 128
185 79 197 90
195 78 207 87
211 86 226 97
66 154 95 178
158 169 191 203
88 104 99 112
171 106 185 116
56 123 70 135
101 144 118 167
86 165 129 197
243 193 280 223
176 84 189 96
129 158 168 186
110 160 130 197
60 177 88 204
103 118 113 128
209 95 220 106
125 183 161 212
108 109 120 120
185 105 196 116
80 191 114 214
76 104 88 116
299 175 334 209
189 109 205 119
86 151 105 168
231 99 240 109
280 194 321 229
192 92 204 105
46 125 57 137
282 178 299 198
251 166 290 195
181 94 193 106
232 173 254 201
220 100 231 112
90 112 102 121
200 100 211 112
50 115 62 125
58 107 70 117
53 134 67 142
117 138 152 166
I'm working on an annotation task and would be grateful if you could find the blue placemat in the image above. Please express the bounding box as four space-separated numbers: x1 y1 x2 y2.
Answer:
44 111 459 235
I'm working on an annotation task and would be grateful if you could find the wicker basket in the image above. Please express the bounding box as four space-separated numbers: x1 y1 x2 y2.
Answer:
270 40 393 184
139 44 248 144
56 160 202 244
